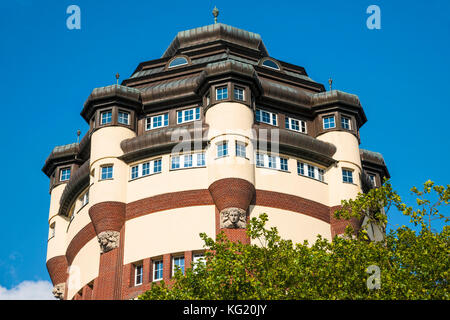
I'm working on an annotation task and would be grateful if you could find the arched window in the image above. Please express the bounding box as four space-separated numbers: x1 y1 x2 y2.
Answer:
262 59 280 70
168 57 188 68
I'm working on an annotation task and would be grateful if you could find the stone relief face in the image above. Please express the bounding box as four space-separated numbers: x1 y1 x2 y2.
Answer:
52 283 65 300
97 231 120 253
220 207 246 229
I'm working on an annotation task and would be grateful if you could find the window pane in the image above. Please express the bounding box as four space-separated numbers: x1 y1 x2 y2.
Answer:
341 116 351 130
131 166 139 179
154 261 163 281
236 142 246 158
323 116 336 129
217 142 228 158
197 153 205 166
216 87 228 100
195 108 200 120
256 153 264 167
142 163 150 176
177 111 183 124
255 110 261 122
171 156 180 169
101 111 112 125
61 168 71 181
184 154 193 168
297 162 304 175
169 57 188 68
234 87 244 101
154 159 162 173
118 111 129 125
280 158 288 171
308 165 315 178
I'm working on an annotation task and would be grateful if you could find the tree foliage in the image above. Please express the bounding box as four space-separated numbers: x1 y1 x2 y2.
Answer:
139 180 450 300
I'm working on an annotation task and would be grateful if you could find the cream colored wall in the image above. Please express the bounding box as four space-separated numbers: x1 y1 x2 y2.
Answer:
317 131 362 207
66 238 100 300
65 203 92 248
126 155 209 203
254 157 329 206
48 184 65 221
249 205 332 244
46 215 69 262
90 126 136 162
205 102 255 186
123 205 215 265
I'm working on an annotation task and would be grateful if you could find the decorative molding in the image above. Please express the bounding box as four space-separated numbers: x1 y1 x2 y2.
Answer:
220 207 247 229
98 231 120 253
52 283 65 300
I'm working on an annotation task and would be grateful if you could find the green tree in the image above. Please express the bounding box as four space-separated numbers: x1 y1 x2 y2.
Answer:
139 180 449 300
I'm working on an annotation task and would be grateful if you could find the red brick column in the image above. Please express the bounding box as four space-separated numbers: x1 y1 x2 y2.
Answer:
330 205 362 238
88 202 126 300
46 255 69 300
209 178 255 244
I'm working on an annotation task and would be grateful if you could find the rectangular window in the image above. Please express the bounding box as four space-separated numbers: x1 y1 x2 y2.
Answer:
280 158 288 171
130 159 162 180
170 153 206 170
100 111 112 125
154 159 162 173
255 109 277 126
236 142 246 158
341 116 351 130
216 86 228 101
146 113 169 131
101 165 113 180
323 116 336 129
177 107 201 124
285 116 307 133
308 165 315 178
217 142 228 158
134 264 143 286
142 162 150 176
369 174 377 187
256 153 289 172
234 86 244 101
171 156 180 170
81 191 89 206
297 162 304 175
60 168 71 181
184 154 193 168
318 169 325 182
118 111 130 125
342 169 354 184
153 260 163 281
172 256 185 276
297 161 325 182
197 153 205 167
192 254 205 271
131 166 139 179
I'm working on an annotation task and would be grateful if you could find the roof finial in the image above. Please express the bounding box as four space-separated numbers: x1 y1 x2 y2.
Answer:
76 130 81 143
328 77 333 91
115 73 120 85
212 6 219 24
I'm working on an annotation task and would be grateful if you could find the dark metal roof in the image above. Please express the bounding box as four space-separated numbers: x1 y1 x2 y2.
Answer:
42 143 80 177
162 23 268 59
360 149 390 179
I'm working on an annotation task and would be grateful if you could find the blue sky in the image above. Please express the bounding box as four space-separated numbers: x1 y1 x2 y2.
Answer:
0 0 448 293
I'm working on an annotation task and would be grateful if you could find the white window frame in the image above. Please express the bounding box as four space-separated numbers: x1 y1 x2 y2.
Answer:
134 264 143 286
341 115 351 130
118 110 130 125
285 116 307 134
80 190 89 207
146 113 169 131
297 161 325 182
192 254 205 271
217 142 228 158
60 167 71 181
235 141 246 158
100 110 112 125
233 86 245 101
100 165 113 180
130 158 163 180
255 108 277 126
255 153 289 172
170 153 206 171
177 107 201 124
216 86 228 101
153 260 163 281
172 256 185 276
342 169 354 184
323 115 336 129
368 174 377 187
